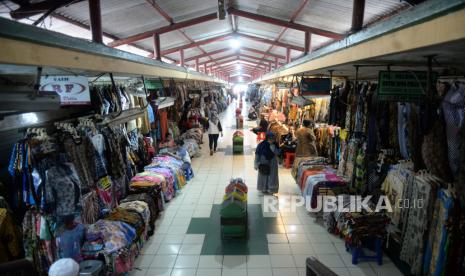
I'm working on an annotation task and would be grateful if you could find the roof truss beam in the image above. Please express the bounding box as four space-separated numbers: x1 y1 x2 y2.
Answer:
227 7 343 39
108 12 218 47
241 47 285 59
161 33 231 55
9 0 84 20
236 32 305 52
184 48 231 62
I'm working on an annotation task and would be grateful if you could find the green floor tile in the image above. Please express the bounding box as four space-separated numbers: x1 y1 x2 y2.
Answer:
187 204 282 255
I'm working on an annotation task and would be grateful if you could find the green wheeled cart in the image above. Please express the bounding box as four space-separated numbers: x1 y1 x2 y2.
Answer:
232 131 244 154
220 196 248 239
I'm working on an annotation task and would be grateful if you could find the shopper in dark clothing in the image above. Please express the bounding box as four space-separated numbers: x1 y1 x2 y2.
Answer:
252 115 269 134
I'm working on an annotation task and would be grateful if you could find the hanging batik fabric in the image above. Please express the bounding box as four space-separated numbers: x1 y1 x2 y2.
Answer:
423 189 454 276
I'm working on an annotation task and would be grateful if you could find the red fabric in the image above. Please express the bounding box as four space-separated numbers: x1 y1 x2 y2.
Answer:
159 110 169 141
300 168 326 190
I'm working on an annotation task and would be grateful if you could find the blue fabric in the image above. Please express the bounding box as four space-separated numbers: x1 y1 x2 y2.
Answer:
398 103 411 159
256 140 275 160
147 104 155 124
57 223 85 261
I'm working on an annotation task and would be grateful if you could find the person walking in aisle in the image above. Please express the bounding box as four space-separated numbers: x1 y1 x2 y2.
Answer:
255 132 280 194
295 119 318 157
206 113 223 155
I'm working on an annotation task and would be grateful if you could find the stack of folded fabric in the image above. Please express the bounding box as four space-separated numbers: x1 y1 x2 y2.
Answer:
145 155 187 198
183 138 201 158
121 193 160 236
84 219 137 275
180 128 203 144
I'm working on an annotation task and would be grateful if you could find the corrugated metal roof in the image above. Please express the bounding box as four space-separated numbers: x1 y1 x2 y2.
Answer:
1 0 411 76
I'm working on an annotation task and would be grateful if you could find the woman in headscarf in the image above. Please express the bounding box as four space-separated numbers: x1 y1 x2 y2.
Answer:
255 131 280 194
206 112 223 155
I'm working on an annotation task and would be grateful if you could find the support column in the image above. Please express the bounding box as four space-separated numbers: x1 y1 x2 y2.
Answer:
286 48 291 63
195 58 199 71
351 0 366 33
88 0 103 43
304 31 311 55
180 49 184 66
153 33 161 60
275 57 278 68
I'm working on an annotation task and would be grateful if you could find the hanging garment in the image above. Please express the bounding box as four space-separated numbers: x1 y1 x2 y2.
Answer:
442 83 465 179
0 208 22 263
45 163 82 217
354 148 366 191
421 115 452 182
397 102 411 160
423 189 454 276
400 173 433 275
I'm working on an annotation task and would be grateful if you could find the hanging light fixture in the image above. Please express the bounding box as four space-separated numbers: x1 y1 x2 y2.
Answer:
230 38 241 49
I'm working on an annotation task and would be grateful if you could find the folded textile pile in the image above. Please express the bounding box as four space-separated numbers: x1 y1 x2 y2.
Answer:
121 193 159 236
85 220 136 255
183 138 201 158
145 155 187 198
180 128 203 144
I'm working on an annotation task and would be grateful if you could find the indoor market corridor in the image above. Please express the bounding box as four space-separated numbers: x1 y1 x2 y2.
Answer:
131 100 401 276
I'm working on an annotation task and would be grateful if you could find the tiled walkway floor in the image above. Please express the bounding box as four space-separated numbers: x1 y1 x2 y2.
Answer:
131 101 401 276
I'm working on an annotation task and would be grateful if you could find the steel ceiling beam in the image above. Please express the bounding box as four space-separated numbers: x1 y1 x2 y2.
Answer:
184 48 230 62
220 62 263 71
235 32 305 52
225 67 263 74
145 0 174 23
108 12 218 47
351 0 366 33
211 59 267 70
198 53 238 66
198 53 276 67
159 32 303 56
227 7 343 39
239 53 275 64
161 33 231 55
9 0 84 19
253 0 309 73
51 13 177 63
143 1 225 72
241 47 285 59
88 0 103 43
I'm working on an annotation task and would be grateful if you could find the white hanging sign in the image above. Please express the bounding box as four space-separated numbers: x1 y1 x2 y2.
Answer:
40 75 91 106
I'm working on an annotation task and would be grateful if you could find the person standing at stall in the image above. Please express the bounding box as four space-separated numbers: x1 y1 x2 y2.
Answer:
255 132 280 194
295 120 318 157
206 113 223 156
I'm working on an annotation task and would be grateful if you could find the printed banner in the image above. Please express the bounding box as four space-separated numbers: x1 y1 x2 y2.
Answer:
40 75 90 105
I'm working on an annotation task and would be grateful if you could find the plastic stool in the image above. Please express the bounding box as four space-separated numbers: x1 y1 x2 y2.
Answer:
257 132 266 142
345 237 383 266
284 152 296 169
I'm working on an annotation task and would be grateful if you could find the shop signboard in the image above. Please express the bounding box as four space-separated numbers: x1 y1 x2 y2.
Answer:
291 96 312 107
40 75 90 105
144 80 163 90
300 78 331 97
377 71 437 102
277 82 289 89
